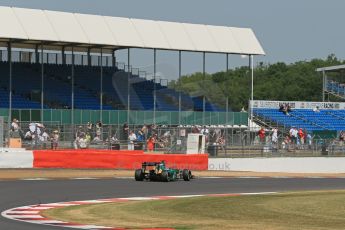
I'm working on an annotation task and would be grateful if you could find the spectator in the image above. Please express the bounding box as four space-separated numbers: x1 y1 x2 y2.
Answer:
141 124 148 140
279 104 284 112
258 127 266 144
78 135 87 149
41 129 50 142
87 122 93 132
122 123 129 140
271 128 278 145
10 118 21 138
306 133 312 149
200 126 209 136
339 131 345 146
282 135 291 150
298 128 305 147
241 107 247 112
313 106 320 113
24 131 33 141
85 132 91 144
87 122 93 138
51 130 59 150
39 129 50 149
128 130 137 150
11 118 20 132
96 121 102 136
289 127 298 145
147 134 156 152
76 126 84 139
192 125 200 133
137 130 144 142
92 134 102 143
287 104 292 113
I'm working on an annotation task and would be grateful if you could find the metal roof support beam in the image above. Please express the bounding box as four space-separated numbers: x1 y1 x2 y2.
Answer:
8 41 12 130
100 48 103 124
127 48 130 124
202 52 206 125
153 49 157 125
249 54 254 138
112 49 116 68
226 53 229 125
62 46 66 65
178 50 182 125
87 47 91 66
35 44 39 64
40 42 44 123
71 47 75 127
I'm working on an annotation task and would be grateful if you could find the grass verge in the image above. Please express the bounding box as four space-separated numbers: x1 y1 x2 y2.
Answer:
42 190 345 230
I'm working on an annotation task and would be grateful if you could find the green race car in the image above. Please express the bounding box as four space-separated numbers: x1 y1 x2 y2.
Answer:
135 161 193 182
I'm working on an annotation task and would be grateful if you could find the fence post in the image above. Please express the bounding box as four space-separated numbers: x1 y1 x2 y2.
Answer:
0 116 3 149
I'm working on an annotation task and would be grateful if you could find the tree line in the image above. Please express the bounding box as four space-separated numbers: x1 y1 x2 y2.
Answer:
168 55 345 111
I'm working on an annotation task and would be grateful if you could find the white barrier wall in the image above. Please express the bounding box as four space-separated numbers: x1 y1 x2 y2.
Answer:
209 158 345 173
0 149 33 168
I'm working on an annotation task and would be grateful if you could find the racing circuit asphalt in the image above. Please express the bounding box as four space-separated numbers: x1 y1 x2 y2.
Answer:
1 177 345 230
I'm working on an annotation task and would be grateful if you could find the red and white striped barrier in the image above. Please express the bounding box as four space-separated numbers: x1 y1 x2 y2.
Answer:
1 192 276 230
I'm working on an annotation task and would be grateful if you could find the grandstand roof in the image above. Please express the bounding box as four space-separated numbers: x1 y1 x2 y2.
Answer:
316 64 345 72
0 6 265 55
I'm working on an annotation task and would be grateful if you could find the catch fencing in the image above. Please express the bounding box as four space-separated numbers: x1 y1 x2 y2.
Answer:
1 118 344 157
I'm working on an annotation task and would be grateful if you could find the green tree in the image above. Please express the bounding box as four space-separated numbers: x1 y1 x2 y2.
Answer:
168 56 345 111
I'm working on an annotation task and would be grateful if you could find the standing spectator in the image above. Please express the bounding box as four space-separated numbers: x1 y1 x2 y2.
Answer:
137 130 144 142
128 130 137 150
298 128 305 148
289 127 298 145
200 126 209 136
87 122 93 139
258 127 266 144
147 134 156 152
271 128 278 146
40 129 50 149
96 121 102 137
11 118 20 132
306 132 312 149
122 123 129 141
41 129 50 142
339 131 345 146
11 118 21 138
141 124 148 140
51 130 59 150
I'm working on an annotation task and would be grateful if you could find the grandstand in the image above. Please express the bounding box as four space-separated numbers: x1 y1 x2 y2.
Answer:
0 6 264 126
317 64 345 100
0 60 217 112
252 100 345 132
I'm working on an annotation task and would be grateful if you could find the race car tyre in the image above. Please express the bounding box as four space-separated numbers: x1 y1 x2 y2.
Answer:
161 171 170 182
182 169 191 181
135 169 144 181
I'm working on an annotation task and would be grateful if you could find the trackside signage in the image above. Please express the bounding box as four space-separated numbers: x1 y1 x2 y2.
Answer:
250 100 345 110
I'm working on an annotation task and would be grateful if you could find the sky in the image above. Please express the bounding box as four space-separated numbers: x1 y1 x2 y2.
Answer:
1 0 345 79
